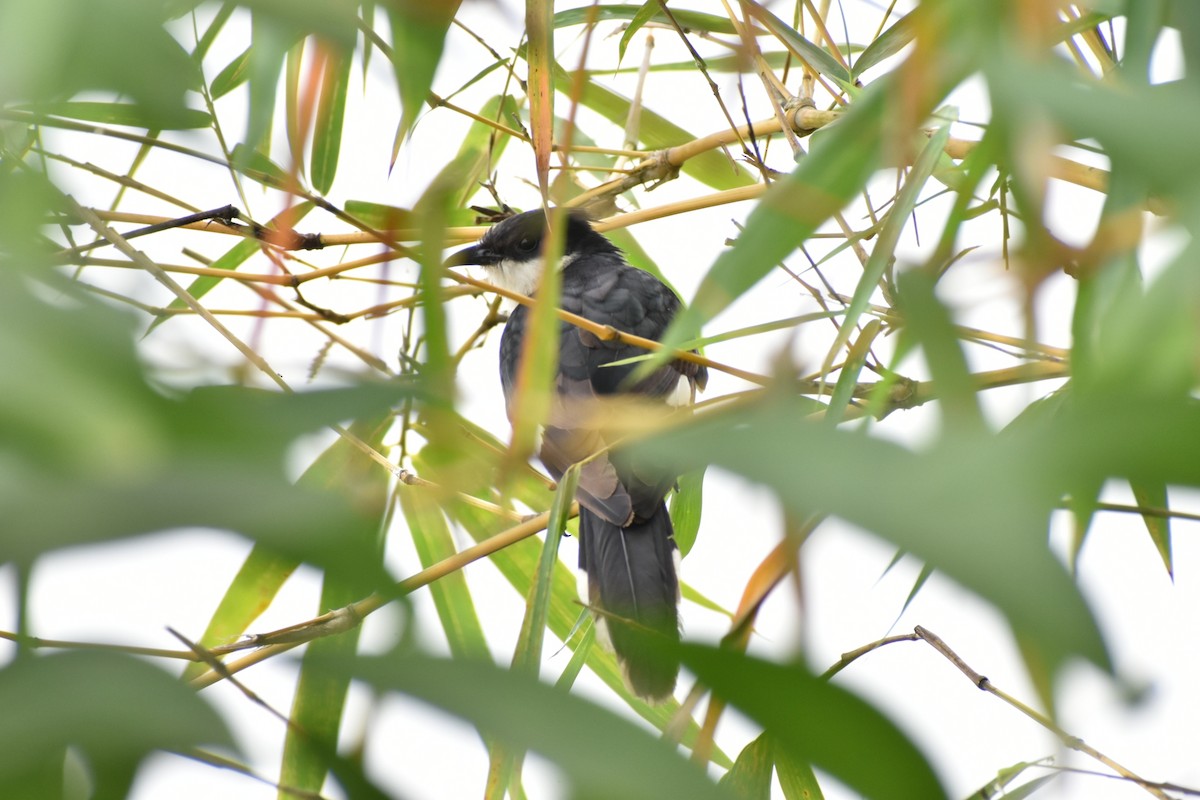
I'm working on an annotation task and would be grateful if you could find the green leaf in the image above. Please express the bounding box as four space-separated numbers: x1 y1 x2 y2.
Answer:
894 266 983 432
554 5 738 35
988 775 1056 800
0 269 413 589
627 395 1108 678
824 318 882 426
1130 480 1173 578
238 0 359 47
311 46 353 194
516 465 578 675
719 732 773 799
984 51 1200 195
344 200 416 230
681 583 735 619
243 12 301 163
0 167 68 260
1101 241 1200 397
773 736 825 800
854 11 917 77
0 0 200 127
617 2 660 65
681 644 946 800
594 51 796 75
399 487 490 659
190 1 235 62
895 563 933 624
745 4 851 86
490 466 577 798
0 652 232 799
209 46 250 100
183 413 393 684
670 468 706 556
449 94 522 208
330 653 735 800
505 207 568 461
14 101 210 129
387 0 462 149
238 0 359 155
180 544 299 682
415 425 730 767
279 415 391 795
543 58 753 191
964 760 1057 800
229 142 290 183
828 123 952 377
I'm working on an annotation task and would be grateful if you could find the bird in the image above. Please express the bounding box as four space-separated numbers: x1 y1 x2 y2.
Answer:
446 208 707 701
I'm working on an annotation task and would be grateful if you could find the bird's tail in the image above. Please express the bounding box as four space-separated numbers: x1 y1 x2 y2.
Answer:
579 504 680 701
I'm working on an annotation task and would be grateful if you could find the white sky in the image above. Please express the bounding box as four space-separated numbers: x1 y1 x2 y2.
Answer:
2 2 1196 799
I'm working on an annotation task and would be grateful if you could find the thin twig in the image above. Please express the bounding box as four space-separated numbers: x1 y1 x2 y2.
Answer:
911 626 1171 800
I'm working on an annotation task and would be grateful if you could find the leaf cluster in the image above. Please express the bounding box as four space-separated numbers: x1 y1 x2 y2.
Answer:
1 1 1197 799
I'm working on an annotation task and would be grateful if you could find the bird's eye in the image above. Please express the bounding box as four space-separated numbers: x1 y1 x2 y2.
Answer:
517 237 536 253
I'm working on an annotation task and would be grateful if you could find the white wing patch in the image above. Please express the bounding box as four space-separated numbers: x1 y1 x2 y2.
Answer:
665 373 694 407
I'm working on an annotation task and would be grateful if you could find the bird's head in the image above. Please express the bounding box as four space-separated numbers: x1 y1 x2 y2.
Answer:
445 209 617 296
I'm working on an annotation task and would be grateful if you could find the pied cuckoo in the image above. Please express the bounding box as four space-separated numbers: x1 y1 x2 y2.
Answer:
446 209 706 701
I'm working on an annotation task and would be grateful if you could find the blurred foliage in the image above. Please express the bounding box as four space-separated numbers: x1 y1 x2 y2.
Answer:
0 0 1196 798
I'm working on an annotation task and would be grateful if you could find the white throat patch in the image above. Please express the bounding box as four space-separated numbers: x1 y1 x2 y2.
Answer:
484 253 577 297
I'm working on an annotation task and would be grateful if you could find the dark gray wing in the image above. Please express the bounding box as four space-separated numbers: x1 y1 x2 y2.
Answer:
498 255 706 526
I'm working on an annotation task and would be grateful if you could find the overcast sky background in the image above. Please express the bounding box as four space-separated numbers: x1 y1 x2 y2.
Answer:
2 2 1195 799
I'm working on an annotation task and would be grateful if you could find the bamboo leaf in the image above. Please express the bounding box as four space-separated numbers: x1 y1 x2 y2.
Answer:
210 46 250 100
179 544 299 682
489 465 577 799
525 0 554 198
450 94 522 208
681 583 735 619
683 644 945 800
279 415 392 796
1130 480 1173 578
554 5 739 35
670 468 706 556
426 442 730 767
745 4 851 87
398 486 490 660
386 0 461 154
824 318 882 426
516 465 579 675
826 122 952 377
311 44 352 194
0 652 232 799
334 653 736 800
343 200 415 230
14 101 210 128
894 266 983 432
542 58 753 191
0 0 200 127
617 2 660 65
628 394 1110 679
774 736 825 800
718 732 773 799
964 760 1057 800
854 11 917 77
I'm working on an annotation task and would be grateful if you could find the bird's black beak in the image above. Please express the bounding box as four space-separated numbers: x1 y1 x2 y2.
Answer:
444 244 495 268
